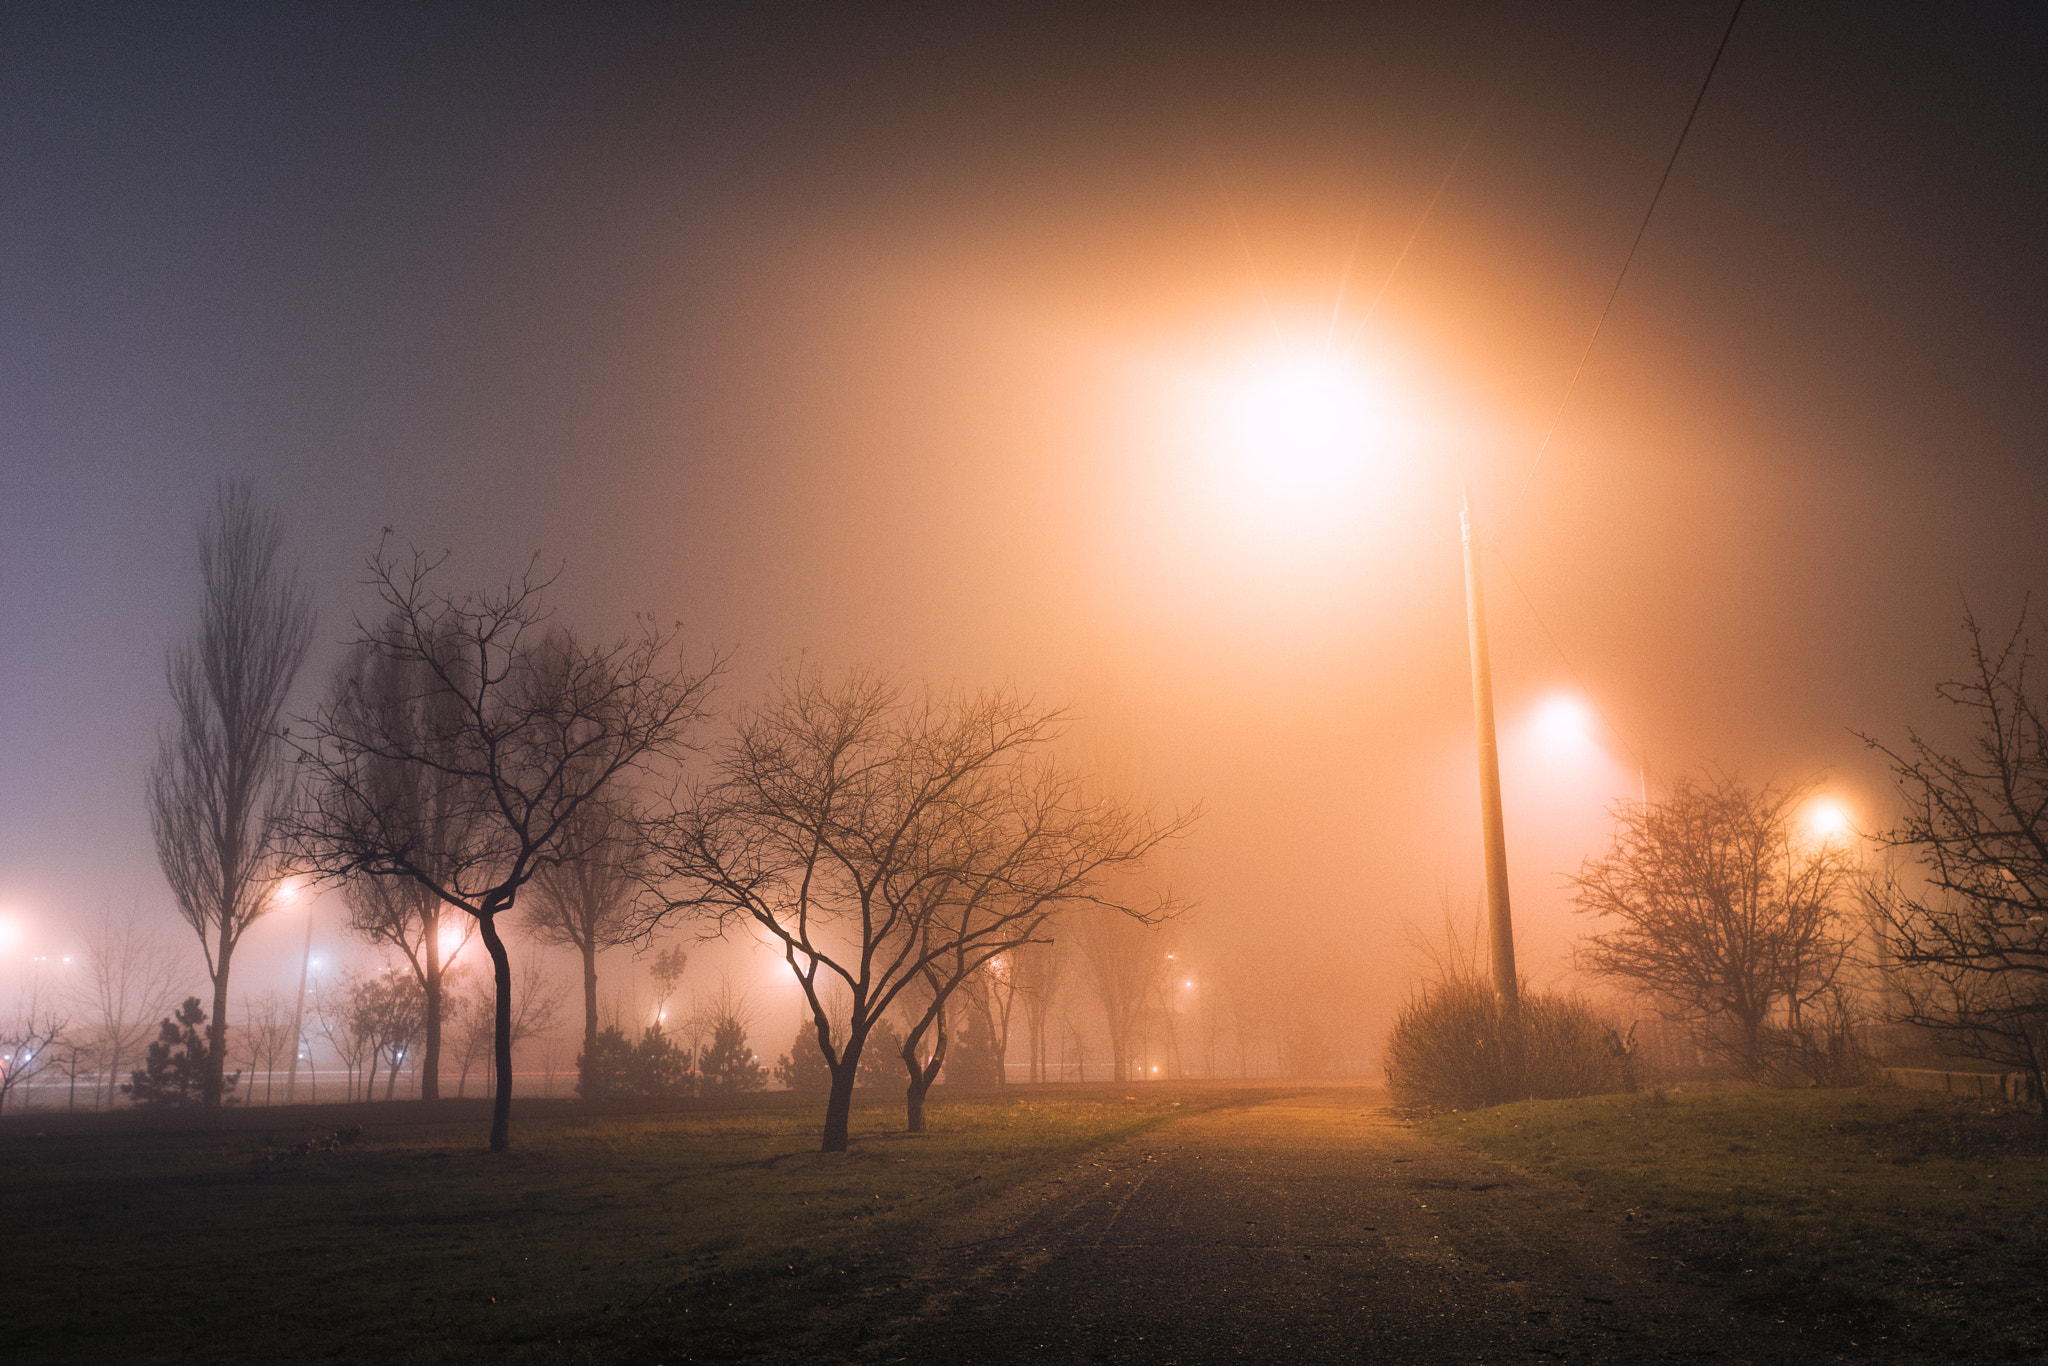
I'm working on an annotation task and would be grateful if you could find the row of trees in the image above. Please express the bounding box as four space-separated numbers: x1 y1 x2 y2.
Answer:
143 483 1187 1152
1538 610 2048 1111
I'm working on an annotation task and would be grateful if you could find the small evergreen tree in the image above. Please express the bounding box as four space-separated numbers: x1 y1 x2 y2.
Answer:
627 1024 692 1098
125 997 239 1107
941 1008 1003 1087
774 1021 832 1094
576 1025 635 1101
698 1015 766 1096
855 1018 904 1089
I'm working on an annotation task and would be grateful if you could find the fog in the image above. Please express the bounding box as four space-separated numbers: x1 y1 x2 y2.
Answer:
6 3 2048 1084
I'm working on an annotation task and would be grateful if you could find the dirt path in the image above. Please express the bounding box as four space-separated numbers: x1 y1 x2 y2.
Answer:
816 1089 1848 1364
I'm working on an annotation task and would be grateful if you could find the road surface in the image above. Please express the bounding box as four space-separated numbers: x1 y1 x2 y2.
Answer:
805 1088 1845 1364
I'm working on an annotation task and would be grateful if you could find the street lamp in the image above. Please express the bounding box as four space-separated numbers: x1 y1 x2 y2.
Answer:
1216 347 1521 1014
277 878 315 1105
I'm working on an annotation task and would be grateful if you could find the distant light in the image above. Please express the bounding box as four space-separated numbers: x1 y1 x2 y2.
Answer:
1183 980 1193 988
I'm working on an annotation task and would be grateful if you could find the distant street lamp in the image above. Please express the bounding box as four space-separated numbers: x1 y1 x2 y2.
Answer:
279 879 314 1104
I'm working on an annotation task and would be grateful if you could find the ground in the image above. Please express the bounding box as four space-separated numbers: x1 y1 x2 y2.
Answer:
790 1088 1840 1364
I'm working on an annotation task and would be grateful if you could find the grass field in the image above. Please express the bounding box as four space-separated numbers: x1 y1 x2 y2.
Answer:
1430 1086 2048 1361
1 1087 1249 1364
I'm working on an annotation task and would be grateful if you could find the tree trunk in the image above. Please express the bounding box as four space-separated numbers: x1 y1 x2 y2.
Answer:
207 923 233 1107
581 938 599 1077
821 1059 858 1152
421 911 442 1102
480 910 514 1153
385 1050 402 1101
903 1010 947 1133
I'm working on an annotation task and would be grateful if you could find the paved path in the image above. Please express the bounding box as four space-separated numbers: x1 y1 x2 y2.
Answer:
837 1090 1842 1364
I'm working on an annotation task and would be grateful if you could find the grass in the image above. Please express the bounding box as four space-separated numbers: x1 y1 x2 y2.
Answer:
1428 1086 2048 1361
2 1086 1244 1364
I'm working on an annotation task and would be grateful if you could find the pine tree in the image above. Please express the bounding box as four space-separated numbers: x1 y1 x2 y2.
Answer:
774 1021 832 1094
942 1007 1003 1087
575 1025 635 1101
125 997 240 1107
627 1024 691 1097
698 1015 766 1096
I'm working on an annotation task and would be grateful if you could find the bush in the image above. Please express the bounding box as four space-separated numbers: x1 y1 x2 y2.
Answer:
124 998 238 1107
579 1024 693 1101
1384 975 1631 1113
627 1024 692 1097
577 1026 635 1101
774 1022 833 1094
699 1015 767 1096
855 1019 905 1089
941 1009 1004 1087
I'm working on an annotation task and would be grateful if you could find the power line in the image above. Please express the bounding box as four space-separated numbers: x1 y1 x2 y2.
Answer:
1504 0 1748 531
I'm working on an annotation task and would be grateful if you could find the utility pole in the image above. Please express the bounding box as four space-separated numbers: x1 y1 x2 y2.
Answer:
1462 491 1520 1016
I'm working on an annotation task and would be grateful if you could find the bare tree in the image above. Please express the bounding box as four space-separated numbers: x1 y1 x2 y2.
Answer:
341 873 469 1100
313 974 375 1101
648 667 1187 1149
0 984 67 1115
446 953 566 1100
150 481 314 1106
1073 900 1171 1082
1569 773 1854 1081
236 991 298 1105
1007 939 1065 1082
648 943 688 1028
286 548 718 1151
964 954 1018 1083
73 911 186 1109
522 792 648 1091
1863 610 2048 1109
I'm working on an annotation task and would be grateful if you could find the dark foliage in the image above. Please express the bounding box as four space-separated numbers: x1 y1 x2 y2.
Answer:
629 1024 692 1097
698 1016 767 1096
942 1007 1003 1087
856 1019 904 1089
125 997 240 1107
774 1022 833 1094
578 1023 692 1101
1384 976 1631 1113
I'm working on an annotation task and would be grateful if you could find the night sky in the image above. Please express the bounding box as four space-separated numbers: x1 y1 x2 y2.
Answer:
6 2 2047 1056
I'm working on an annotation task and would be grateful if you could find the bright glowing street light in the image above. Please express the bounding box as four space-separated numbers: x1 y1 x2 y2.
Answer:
1213 341 1520 1015
1804 798 1852 842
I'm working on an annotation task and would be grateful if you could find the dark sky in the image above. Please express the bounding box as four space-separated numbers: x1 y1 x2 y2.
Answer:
5 2 2047 1051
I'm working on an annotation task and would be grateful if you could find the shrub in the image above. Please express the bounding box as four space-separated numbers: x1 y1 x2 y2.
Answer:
698 1015 767 1096
941 1009 1003 1087
855 1019 905 1089
627 1024 692 1097
579 1024 692 1101
1384 975 1630 1113
124 998 238 1107
577 1026 635 1101
774 1022 833 1094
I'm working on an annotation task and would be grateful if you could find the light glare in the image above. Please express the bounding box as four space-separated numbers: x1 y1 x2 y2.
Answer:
1806 799 1851 840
